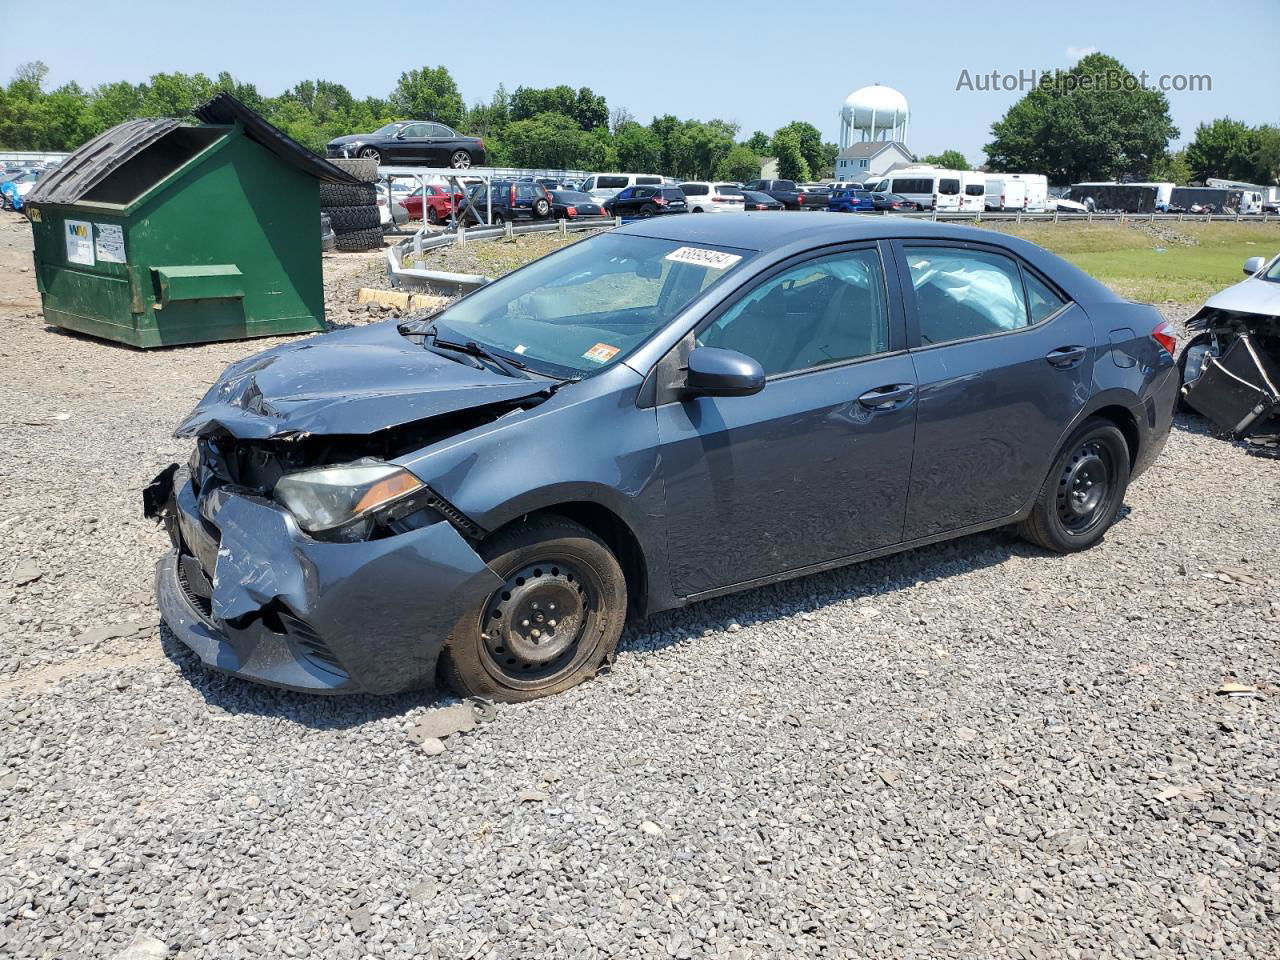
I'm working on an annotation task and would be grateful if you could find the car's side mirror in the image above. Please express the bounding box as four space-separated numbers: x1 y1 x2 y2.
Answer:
684 347 765 398
1243 256 1265 276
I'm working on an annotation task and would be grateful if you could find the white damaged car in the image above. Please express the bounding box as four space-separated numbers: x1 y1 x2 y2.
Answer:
1180 253 1280 438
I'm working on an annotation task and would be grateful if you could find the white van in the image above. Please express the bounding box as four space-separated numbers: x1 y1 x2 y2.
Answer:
870 168 964 211
960 171 986 212
580 173 664 202
985 175 1026 211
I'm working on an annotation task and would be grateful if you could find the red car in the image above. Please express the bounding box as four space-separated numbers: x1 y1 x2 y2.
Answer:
402 184 465 224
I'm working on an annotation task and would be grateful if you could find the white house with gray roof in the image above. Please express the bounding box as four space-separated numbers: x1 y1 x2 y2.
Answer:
834 142 914 183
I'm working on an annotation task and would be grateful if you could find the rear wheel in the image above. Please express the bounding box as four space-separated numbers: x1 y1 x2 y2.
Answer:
441 516 627 702
426 206 440 225
1018 418 1130 553
450 150 472 169
639 203 659 217
532 197 551 219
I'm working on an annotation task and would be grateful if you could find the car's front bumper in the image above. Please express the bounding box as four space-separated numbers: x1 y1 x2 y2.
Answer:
153 467 503 695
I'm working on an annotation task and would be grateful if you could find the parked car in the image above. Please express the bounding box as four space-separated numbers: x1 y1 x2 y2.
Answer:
678 182 745 213
459 180 553 225
827 188 874 213
147 214 1177 703
741 179 820 210
603 185 688 217
1178 252 1280 437
870 192 912 212
549 189 608 219
326 121 487 168
740 190 784 211
375 184 409 228
402 183 463 224
579 173 665 203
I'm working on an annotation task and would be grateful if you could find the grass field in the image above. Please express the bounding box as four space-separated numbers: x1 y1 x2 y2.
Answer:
981 221 1280 303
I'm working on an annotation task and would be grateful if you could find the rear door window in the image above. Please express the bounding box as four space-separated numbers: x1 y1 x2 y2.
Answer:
681 183 709 196
1023 271 1068 323
598 175 629 189
905 246 1031 345
636 176 663 185
938 179 960 195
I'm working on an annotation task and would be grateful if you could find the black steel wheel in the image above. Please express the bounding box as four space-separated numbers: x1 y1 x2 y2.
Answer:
639 203 658 217
1019 418 1130 552
426 206 440 225
441 515 626 702
450 150 472 169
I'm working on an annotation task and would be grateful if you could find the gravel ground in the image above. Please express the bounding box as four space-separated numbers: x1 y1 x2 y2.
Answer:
2 211 1278 959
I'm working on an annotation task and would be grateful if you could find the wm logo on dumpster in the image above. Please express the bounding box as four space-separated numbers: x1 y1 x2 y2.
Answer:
68 223 90 238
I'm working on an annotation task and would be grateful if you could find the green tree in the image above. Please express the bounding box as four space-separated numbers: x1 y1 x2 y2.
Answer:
715 144 761 182
390 66 464 126
504 111 589 168
985 53 1177 182
139 72 216 117
615 121 662 172
1150 149 1192 184
509 85 607 131
1185 118 1257 182
1250 125 1280 186
745 130 771 154
82 81 144 138
667 119 737 179
772 121 824 176
922 149 969 169
772 129 810 182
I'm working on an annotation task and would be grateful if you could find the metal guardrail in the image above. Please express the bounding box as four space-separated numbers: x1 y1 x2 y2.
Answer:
386 216 619 296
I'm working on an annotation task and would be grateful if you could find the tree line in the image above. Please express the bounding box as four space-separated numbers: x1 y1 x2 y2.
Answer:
0 61 837 182
2 55 1275 186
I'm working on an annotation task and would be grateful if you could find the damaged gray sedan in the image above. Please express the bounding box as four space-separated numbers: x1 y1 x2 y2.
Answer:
147 215 1177 701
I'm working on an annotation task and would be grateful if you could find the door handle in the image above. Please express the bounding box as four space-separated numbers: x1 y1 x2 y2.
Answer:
857 383 915 409
1045 345 1087 368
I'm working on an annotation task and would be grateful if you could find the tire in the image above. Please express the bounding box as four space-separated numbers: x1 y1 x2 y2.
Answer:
440 515 627 703
449 150 473 169
326 158 380 182
319 182 377 207
491 210 506 226
333 226 383 252
358 147 383 164
532 198 551 219
324 205 380 231
639 203 659 217
1175 332 1215 414
1018 418 1131 553
427 206 440 225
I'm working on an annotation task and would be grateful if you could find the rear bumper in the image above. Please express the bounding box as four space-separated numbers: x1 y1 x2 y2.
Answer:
153 467 503 695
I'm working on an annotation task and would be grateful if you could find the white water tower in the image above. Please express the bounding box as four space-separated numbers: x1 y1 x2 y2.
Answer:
840 84 910 149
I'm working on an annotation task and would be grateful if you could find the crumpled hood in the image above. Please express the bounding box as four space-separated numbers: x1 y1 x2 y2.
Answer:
176 320 548 440
1202 275 1280 318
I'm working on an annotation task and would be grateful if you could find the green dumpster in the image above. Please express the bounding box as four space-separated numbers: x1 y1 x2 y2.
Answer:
26 94 361 348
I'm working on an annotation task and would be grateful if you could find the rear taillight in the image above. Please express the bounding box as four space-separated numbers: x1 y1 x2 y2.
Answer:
509 184 517 206
797 195 806 205
566 206 577 218
1151 320 1177 357
654 196 667 206
477 138 485 149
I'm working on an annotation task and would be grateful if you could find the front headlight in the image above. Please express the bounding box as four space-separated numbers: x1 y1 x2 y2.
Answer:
274 461 423 536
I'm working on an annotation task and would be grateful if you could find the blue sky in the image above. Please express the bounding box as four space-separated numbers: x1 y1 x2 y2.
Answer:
4 0 1277 164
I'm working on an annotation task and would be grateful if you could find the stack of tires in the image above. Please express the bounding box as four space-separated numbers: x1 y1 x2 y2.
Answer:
322 158 382 252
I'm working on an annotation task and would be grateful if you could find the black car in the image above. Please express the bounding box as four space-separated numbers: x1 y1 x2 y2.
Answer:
459 180 553 225
150 214 1176 702
870 192 912 212
326 121 487 168
740 190 784 211
549 190 608 219
604 185 688 217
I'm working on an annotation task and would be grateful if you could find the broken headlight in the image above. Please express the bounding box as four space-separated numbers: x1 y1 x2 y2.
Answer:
274 461 423 539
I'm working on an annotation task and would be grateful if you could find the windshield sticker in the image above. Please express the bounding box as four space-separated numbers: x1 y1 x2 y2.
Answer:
665 246 742 270
583 343 620 364
513 344 527 354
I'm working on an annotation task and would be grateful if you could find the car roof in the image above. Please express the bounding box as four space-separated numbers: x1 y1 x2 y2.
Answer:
617 211 1001 250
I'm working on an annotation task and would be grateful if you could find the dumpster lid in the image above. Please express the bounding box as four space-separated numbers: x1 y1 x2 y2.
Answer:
193 93 360 184
27 118 183 205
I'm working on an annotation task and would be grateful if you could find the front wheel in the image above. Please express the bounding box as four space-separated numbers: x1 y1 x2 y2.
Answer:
449 150 472 169
441 516 627 702
1018 418 1130 553
358 147 383 164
